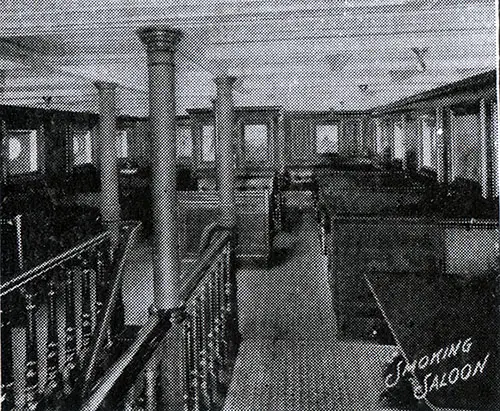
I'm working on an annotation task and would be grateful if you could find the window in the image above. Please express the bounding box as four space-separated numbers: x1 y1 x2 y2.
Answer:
8 138 22 160
374 119 383 154
421 120 434 169
492 101 498 196
393 122 405 160
316 124 339 154
243 124 268 163
177 126 193 158
116 130 128 158
450 113 481 182
7 130 38 175
73 130 92 165
201 124 215 162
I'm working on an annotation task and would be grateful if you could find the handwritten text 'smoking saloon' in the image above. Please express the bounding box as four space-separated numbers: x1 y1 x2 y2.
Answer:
385 338 490 399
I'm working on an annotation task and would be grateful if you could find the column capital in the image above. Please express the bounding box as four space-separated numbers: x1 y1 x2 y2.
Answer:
214 76 237 89
137 26 182 53
94 81 118 92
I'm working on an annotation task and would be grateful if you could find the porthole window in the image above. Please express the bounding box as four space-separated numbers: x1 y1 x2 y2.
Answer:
8 138 22 160
7 130 38 174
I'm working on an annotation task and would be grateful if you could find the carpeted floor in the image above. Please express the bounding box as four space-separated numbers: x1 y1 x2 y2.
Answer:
223 211 399 410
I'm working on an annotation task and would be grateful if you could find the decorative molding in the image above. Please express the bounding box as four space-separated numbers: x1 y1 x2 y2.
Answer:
137 27 183 53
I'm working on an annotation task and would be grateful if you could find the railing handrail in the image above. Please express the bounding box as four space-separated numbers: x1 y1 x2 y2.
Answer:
180 229 230 302
80 227 232 411
0 231 110 296
80 311 168 411
327 214 499 227
80 222 142 397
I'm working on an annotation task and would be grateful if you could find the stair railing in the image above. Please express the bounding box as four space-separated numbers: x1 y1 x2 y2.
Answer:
0 221 141 411
80 227 240 411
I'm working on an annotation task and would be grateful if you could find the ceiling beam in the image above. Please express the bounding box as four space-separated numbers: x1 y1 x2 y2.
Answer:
0 38 146 93
0 0 493 38
207 28 494 62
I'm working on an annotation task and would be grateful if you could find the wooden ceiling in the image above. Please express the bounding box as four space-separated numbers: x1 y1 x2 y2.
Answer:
0 0 496 116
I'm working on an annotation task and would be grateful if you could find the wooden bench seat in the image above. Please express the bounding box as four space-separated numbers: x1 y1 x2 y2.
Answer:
178 190 273 264
324 216 498 341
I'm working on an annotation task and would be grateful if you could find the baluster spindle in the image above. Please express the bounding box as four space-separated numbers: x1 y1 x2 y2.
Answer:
192 299 202 411
216 259 225 366
63 265 79 393
201 284 213 408
212 268 221 367
144 366 157 411
94 246 107 318
183 320 193 411
80 254 93 351
44 275 62 399
134 373 147 411
124 383 136 411
1 301 16 410
24 287 40 410
215 259 230 389
210 268 225 406
224 244 239 361
209 270 220 388
219 252 230 364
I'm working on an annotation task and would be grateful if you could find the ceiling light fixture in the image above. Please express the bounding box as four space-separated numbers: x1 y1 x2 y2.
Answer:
412 47 428 72
42 96 52 107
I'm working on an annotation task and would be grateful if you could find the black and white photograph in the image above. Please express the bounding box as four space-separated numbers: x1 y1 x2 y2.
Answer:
0 1 499 410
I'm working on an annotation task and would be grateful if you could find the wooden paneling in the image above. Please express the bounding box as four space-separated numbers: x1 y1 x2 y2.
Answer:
188 107 281 174
177 190 272 262
284 111 373 167
287 116 313 164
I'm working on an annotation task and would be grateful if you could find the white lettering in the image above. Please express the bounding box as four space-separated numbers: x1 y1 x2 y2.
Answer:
385 360 403 388
448 341 462 358
461 337 472 353
448 367 460 384
414 373 432 400
403 359 417 376
418 355 429 370
430 348 443 365
472 353 490 376
428 374 440 393
461 363 472 380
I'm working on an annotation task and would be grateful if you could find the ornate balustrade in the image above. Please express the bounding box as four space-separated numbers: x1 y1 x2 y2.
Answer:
0 221 141 411
270 171 283 232
1 206 103 279
81 228 240 411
